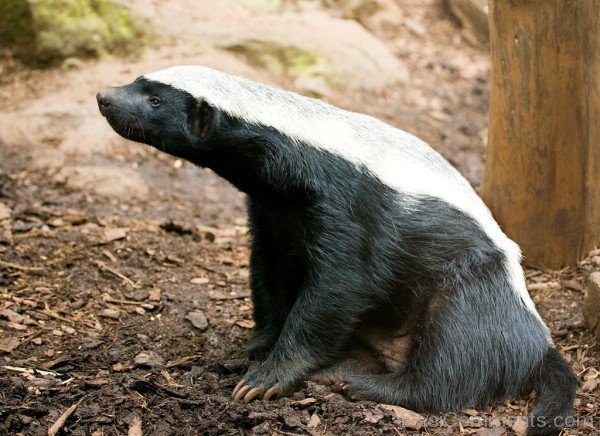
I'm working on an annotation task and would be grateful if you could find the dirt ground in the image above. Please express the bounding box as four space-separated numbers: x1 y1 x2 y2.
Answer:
0 1 598 435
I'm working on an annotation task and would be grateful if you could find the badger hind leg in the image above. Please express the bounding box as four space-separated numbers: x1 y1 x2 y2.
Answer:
310 344 384 392
343 265 552 417
310 328 414 393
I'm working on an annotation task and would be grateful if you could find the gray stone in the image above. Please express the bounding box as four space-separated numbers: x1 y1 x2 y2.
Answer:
134 351 164 368
185 310 209 330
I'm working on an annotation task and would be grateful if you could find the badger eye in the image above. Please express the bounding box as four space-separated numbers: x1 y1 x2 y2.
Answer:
149 96 162 108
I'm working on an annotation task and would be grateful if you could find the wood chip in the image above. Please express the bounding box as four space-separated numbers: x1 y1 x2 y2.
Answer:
511 417 528 436
235 320 255 329
102 249 117 263
103 227 128 242
0 308 25 323
127 416 142 436
0 337 20 353
148 289 162 301
2 365 60 377
0 260 43 271
99 308 121 319
526 283 547 291
103 295 154 309
0 202 11 220
190 277 209 285
48 397 84 436
582 378 599 392
307 412 321 429
95 260 136 288
292 397 317 406
208 290 251 300
165 354 203 368
380 404 425 430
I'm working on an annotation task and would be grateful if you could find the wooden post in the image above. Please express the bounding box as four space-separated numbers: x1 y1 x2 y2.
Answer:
482 0 600 269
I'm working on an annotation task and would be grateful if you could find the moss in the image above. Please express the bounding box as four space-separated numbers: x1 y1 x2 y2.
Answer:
0 0 147 66
224 40 334 84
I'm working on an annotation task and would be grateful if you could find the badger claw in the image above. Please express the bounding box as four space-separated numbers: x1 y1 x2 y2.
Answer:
231 379 281 402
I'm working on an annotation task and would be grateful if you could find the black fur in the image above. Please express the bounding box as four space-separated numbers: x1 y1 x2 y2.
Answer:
97 78 577 435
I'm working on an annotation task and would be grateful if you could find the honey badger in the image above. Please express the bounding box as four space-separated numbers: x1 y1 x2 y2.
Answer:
97 66 576 435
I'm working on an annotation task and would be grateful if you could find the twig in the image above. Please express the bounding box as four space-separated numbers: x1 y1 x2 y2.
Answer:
47 397 84 436
95 260 136 288
41 304 74 324
165 354 202 368
103 295 154 309
1 365 60 377
0 260 43 271
130 375 189 398
16 330 43 350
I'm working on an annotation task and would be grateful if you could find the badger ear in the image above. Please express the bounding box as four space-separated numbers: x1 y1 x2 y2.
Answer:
191 100 218 141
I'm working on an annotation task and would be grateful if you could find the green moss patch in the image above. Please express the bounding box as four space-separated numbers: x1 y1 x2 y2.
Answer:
0 0 147 66
224 40 334 84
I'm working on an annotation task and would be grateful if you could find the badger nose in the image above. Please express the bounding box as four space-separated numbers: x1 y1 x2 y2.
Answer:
96 91 111 116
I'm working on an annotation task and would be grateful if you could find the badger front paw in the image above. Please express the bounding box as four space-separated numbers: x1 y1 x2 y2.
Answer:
231 362 300 403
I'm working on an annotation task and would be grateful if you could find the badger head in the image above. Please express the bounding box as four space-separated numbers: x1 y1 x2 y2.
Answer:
96 72 219 161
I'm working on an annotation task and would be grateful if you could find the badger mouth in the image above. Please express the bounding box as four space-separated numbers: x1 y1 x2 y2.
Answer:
104 113 150 144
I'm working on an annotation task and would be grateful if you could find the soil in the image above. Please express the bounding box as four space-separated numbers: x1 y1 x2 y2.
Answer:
0 1 598 435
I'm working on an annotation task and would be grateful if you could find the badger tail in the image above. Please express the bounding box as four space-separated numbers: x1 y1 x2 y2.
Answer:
526 347 577 435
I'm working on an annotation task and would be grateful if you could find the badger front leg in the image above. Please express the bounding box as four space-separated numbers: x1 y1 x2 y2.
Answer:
244 200 307 360
232 252 371 402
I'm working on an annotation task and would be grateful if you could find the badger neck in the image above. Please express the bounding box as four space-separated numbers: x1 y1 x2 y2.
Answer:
197 112 324 200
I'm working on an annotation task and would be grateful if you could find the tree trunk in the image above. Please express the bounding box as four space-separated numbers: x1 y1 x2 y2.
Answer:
482 0 600 269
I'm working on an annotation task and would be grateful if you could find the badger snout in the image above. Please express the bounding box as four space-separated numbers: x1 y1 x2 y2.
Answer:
96 90 113 117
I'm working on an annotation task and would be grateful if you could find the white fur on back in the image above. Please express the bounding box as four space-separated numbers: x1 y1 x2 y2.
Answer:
145 66 546 328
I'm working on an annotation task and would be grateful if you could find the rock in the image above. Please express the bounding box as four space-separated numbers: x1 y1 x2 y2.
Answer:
584 272 600 340
134 351 164 368
447 0 489 47
380 404 425 430
185 310 209 330
213 9 409 93
54 165 149 200
330 0 404 35
0 0 147 66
